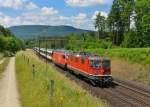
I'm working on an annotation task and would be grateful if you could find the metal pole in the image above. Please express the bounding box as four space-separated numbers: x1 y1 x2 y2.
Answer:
39 39 40 57
46 39 47 72
49 80 54 99
32 64 35 77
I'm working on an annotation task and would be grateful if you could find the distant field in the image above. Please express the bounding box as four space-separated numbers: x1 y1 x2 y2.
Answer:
88 48 150 66
16 50 109 107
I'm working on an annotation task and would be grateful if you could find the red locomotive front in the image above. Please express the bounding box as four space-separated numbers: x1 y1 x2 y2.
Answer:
67 52 112 85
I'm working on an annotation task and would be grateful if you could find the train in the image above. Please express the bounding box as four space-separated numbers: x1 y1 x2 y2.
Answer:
33 47 113 86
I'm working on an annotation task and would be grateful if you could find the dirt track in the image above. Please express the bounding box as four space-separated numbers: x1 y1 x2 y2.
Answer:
0 57 21 107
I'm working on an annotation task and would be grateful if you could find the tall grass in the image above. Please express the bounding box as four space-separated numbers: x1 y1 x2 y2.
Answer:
0 53 4 60
0 58 10 77
16 50 109 107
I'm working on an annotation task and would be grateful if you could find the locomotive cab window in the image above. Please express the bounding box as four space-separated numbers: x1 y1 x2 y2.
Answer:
62 55 65 59
76 57 78 62
90 60 101 68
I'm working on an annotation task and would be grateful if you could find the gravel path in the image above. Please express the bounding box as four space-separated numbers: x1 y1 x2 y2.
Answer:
0 57 21 107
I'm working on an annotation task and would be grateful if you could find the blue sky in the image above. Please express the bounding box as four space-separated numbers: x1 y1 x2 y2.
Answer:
0 0 113 30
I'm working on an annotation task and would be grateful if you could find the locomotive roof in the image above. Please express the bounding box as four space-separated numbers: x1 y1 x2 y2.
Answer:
71 51 109 60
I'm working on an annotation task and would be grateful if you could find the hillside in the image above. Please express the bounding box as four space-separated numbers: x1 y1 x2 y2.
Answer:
9 25 90 40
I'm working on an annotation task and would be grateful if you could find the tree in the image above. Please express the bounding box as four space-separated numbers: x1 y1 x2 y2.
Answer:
0 36 5 51
121 30 140 47
107 0 135 45
0 25 25 54
95 12 106 39
135 0 150 47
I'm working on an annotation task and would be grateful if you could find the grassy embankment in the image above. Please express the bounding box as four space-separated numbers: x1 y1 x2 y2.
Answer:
0 58 10 77
0 53 4 60
88 48 150 85
16 50 109 107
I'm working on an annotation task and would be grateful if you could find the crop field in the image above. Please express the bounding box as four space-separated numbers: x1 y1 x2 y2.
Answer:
16 50 109 107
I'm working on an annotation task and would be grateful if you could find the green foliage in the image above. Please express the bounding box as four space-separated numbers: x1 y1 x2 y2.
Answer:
0 25 25 55
121 30 140 48
65 33 113 50
95 12 106 39
135 0 150 47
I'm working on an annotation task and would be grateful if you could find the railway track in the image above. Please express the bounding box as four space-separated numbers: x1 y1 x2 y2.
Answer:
113 78 150 107
114 78 150 98
37 53 150 107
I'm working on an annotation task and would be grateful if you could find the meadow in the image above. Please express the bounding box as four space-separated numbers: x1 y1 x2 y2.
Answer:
16 50 109 107
88 48 150 66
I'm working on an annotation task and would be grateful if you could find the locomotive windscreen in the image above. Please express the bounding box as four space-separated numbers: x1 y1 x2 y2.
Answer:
90 59 110 68
90 60 101 68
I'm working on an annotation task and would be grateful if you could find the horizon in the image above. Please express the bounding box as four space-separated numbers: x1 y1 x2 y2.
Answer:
0 0 113 30
8 24 94 31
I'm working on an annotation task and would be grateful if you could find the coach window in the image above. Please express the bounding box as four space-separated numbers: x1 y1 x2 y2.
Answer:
71 56 74 61
81 58 85 64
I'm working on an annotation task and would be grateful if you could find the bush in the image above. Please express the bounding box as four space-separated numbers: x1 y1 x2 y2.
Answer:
122 30 140 48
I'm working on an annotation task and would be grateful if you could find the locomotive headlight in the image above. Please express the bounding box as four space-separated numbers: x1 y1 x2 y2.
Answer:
66 55 68 59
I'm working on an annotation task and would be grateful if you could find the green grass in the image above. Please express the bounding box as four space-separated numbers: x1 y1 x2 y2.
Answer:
0 58 10 77
0 53 4 60
16 50 109 107
88 48 150 66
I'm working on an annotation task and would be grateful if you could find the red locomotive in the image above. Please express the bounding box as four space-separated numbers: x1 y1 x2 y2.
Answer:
52 50 112 86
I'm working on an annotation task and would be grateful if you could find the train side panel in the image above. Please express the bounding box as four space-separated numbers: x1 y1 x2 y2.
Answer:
52 52 67 68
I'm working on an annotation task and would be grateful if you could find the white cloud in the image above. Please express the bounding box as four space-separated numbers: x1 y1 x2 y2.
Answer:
41 7 58 15
66 0 111 7
25 2 38 10
0 12 14 26
0 0 23 9
92 11 108 20
0 7 96 30
73 13 87 27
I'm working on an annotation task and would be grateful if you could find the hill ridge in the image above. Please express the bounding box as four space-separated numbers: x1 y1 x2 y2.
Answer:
9 25 90 40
